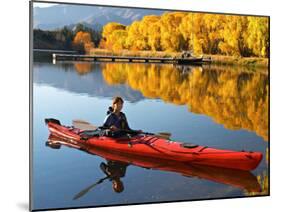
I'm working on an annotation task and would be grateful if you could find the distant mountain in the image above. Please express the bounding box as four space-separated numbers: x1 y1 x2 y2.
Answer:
33 4 165 30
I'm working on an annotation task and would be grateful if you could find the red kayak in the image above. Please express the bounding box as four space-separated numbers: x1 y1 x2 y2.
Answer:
46 134 261 192
45 118 263 171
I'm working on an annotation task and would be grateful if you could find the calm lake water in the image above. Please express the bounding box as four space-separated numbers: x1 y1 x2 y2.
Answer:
32 59 269 210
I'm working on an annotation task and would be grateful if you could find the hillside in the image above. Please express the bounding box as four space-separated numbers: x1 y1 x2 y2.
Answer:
33 3 165 30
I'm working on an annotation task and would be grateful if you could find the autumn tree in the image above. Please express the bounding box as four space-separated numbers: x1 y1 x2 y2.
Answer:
218 16 249 56
74 23 102 47
111 30 128 51
101 22 126 49
246 17 269 57
159 13 185 52
126 21 149 50
178 14 192 51
146 16 161 51
73 31 95 53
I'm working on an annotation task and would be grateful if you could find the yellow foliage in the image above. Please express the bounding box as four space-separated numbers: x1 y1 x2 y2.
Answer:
99 12 268 57
101 22 126 50
245 171 269 196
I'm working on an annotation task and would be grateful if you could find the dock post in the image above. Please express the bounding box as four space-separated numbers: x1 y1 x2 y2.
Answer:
52 54 56 64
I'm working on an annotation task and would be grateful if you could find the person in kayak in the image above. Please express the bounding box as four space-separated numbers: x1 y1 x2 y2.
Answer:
103 96 130 131
103 96 142 136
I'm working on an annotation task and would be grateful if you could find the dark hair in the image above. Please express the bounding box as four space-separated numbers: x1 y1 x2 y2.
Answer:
112 96 124 105
107 96 124 115
107 106 113 115
112 179 124 193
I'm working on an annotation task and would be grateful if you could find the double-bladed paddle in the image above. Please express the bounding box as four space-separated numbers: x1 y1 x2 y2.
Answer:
72 119 171 139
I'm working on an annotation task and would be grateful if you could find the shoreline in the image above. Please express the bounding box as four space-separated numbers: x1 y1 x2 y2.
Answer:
34 48 269 69
207 54 268 69
89 49 268 68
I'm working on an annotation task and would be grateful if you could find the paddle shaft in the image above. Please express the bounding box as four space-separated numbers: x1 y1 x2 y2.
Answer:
73 119 171 139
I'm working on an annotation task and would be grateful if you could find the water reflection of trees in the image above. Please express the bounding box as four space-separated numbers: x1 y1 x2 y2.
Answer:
101 63 268 141
244 147 269 196
244 170 268 196
74 63 93 75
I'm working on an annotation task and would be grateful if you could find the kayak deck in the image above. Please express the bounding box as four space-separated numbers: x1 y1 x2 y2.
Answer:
45 119 263 171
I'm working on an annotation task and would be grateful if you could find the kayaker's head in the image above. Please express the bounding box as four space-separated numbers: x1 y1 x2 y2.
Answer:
112 96 124 113
112 178 124 193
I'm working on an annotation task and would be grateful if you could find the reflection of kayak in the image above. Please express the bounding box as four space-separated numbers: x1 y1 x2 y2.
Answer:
45 118 263 171
46 135 261 192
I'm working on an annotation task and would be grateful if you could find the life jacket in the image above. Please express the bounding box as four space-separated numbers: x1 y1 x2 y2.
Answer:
106 107 129 130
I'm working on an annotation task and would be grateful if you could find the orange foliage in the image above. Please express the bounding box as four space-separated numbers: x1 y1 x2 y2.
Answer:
73 31 95 53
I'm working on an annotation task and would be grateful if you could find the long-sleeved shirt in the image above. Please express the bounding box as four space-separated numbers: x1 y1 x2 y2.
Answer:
103 112 131 130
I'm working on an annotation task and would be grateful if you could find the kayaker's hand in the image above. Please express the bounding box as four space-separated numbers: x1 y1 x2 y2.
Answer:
110 125 118 131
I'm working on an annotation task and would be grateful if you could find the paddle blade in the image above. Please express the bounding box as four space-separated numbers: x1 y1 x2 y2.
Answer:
73 176 109 200
158 132 172 137
73 119 91 124
73 187 93 200
72 119 97 131
154 132 171 139
154 134 171 140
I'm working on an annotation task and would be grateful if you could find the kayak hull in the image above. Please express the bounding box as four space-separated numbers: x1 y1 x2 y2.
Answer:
47 134 261 192
46 119 263 171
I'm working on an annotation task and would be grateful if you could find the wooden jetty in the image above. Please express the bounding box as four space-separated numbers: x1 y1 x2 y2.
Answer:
52 53 211 65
